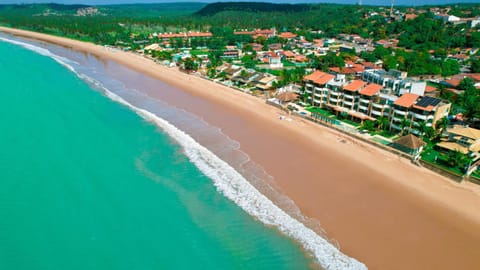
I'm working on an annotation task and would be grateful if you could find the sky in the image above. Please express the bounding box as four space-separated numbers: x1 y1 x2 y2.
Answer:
0 0 478 6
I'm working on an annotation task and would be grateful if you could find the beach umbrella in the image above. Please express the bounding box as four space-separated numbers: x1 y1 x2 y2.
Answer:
277 92 299 103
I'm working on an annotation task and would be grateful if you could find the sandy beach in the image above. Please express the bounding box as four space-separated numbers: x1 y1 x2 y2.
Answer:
2 26 480 269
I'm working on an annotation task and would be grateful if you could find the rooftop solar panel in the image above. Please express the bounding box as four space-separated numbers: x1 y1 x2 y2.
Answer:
417 96 441 108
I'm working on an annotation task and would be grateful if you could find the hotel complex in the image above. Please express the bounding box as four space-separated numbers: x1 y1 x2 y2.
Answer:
300 70 451 135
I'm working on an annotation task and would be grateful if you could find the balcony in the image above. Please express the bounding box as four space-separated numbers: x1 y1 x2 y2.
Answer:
372 103 386 109
390 124 401 130
343 101 353 106
359 98 370 104
413 113 428 121
329 97 339 103
371 110 382 116
306 83 313 88
393 109 407 116
330 91 341 96
314 92 324 98
392 116 403 122
343 94 354 100
359 105 368 111
313 97 324 104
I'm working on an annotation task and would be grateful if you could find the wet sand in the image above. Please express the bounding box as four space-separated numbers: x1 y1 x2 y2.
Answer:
3 26 480 269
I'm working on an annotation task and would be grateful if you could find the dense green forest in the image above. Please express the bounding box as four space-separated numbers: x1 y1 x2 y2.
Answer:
0 2 478 67
194 2 310 16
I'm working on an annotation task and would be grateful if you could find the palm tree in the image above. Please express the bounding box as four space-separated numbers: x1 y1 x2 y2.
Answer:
400 118 412 135
361 120 375 132
424 126 436 141
447 151 471 172
418 121 428 138
435 117 448 136
377 116 389 131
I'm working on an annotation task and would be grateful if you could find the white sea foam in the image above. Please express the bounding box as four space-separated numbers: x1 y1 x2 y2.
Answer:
0 35 367 270
0 36 79 68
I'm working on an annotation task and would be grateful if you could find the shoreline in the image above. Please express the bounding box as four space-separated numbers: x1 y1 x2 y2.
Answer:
3 26 480 269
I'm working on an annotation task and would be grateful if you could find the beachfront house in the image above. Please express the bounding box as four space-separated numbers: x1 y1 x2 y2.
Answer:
437 126 480 160
231 69 262 87
256 76 278 91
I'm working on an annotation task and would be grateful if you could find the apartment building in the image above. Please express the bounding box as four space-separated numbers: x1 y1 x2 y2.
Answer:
362 69 426 96
302 70 451 133
302 70 335 107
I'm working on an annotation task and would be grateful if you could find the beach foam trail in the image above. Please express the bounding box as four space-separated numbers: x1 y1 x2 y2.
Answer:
0 36 367 270
103 86 367 270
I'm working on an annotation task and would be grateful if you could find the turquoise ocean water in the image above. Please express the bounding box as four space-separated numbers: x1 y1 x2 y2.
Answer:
0 39 315 269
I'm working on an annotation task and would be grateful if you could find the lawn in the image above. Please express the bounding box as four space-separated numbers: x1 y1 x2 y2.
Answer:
421 148 465 176
282 61 296 67
306 107 335 117
471 170 480 179
378 129 398 138
190 49 210 56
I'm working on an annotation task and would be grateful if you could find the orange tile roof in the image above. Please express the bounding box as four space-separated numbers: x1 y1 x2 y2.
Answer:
303 70 334 85
294 55 307 62
304 70 327 81
352 64 365 72
394 93 420 108
264 51 276 57
363 61 375 67
446 78 461 87
467 73 480 81
451 54 469 60
343 80 367 92
425 85 437 93
281 50 295 57
405 13 417 20
279 32 297 39
329 66 362 74
359 83 382 96
253 34 267 39
314 74 335 85
256 29 274 35
313 39 324 46
158 33 185 38
329 67 341 73
187 32 212 37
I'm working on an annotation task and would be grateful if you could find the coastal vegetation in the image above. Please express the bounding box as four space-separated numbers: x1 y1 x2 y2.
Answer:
1 2 478 51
